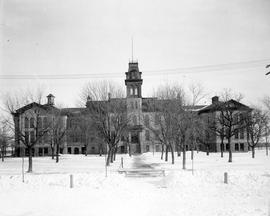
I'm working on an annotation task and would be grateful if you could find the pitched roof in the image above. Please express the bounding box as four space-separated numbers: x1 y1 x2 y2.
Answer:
198 99 251 114
15 102 59 114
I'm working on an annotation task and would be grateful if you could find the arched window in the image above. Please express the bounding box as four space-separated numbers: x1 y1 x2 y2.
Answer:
25 117 29 129
144 115 150 127
43 117 48 129
133 116 137 125
30 118 35 128
130 88 133 96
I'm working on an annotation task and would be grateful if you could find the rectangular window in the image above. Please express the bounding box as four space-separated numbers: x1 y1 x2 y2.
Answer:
30 118 35 128
30 131 35 143
37 117 42 130
155 145 160 152
44 147 48 155
131 132 139 143
146 145 150 152
38 148 43 156
235 129 239 139
240 143 244 151
25 131 29 144
43 117 48 129
240 128 244 139
145 130 150 141
235 143 239 151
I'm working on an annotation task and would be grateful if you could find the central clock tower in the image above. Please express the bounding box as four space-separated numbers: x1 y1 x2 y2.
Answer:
125 61 143 154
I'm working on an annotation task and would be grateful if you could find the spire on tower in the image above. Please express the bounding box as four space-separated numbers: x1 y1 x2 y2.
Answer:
131 37 134 62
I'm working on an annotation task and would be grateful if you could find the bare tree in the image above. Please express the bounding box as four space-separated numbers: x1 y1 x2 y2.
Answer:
208 113 226 157
151 84 186 165
47 110 67 163
215 99 248 162
0 117 12 162
81 81 129 166
199 90 249 163
244 109 267 158
188 83 208 106
2 89 52 172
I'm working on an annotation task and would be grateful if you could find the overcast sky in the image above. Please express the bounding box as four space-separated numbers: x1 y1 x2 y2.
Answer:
1 0 270 109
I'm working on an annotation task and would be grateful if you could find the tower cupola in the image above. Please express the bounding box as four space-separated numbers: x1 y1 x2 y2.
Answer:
125 62 143 98
47 94 55 106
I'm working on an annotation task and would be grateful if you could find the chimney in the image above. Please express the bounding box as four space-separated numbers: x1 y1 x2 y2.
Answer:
47 94 55 106
212 96 219 104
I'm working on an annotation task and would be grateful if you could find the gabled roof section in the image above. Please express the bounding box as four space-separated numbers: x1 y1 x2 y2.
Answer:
15 102 59 114
198 99 251 114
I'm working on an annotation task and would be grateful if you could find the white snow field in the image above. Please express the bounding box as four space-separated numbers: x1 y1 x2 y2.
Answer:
0 150 269 216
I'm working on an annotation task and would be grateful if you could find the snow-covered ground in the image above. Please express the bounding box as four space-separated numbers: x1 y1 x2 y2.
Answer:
0 150 269 216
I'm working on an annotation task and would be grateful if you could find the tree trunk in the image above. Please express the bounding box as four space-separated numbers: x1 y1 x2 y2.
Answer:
51 146 55 159
206 145 209 156
220 139 224 158
113 146 117 161
1 147 4 162
182 144 186 170
228 140 232 162
128 143 131 157
161 144 164 160
170 144 174 164
56 143 60 163
266 142 268 156
106 147 111 166
110 146 114 163
165 145 168 162
99 145 103 156
177 145 181 157
252 146 255 158
85 144 88 156
28 147 33 172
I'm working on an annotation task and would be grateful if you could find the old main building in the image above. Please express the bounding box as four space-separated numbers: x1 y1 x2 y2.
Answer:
13 61 250 157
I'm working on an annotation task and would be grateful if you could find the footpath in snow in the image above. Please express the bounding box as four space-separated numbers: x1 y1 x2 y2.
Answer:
0 150 269 216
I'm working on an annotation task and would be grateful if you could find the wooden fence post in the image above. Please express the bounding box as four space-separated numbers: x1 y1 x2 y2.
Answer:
70 174 73 188
224 172 228 184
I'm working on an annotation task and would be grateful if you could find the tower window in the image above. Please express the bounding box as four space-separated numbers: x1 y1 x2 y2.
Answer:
134 88 138 95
